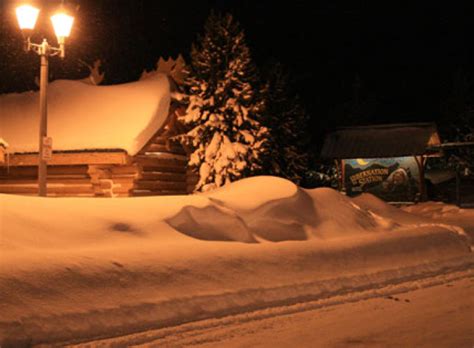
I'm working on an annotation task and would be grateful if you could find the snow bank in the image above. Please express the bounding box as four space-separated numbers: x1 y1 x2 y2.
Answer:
0 73 170 155
0 176 472 345
402 201 474 241
352 193 427 224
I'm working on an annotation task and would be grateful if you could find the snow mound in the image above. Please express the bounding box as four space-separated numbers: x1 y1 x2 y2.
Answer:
2 177 470 248
403 201 468 218
402 202 474 241
306 188 407 238
0 176 473 345
171 177 402 241
0 73 170 155
352 193 428 224
170 177 454 242
205 175 299 211
204 176 315 241
167 204 257 243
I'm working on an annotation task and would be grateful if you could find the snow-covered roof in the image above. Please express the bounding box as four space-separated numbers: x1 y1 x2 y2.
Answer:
0 73 171 156
321 123 442 159
0 137 8 148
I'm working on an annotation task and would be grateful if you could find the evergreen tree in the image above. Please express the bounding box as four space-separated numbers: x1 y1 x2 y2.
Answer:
178 12 268 192
440 69 474 168
262 63 311 185
330 73 377 127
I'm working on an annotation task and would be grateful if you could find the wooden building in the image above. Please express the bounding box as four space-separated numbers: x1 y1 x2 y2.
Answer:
0 72 197 197
0 138 8 165
321 123 442 202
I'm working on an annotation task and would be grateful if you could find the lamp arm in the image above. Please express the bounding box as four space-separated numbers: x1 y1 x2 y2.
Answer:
48 47 63 57
25 38 64 58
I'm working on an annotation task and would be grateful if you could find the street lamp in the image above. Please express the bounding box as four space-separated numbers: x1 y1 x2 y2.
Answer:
15 4 74 197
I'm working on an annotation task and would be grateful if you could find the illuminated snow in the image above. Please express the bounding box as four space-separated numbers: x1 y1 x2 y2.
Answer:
0 176 472 344
0 73 170 155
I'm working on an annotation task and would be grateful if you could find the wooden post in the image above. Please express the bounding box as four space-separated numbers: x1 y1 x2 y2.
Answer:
38 53 48 196
414 155 427 202
456 165 461 206
340 159 346 193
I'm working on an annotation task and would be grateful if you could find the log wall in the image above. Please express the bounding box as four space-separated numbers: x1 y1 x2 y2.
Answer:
0 152 138 197
88 164 139 197
132 135 189 196
0 165 94 196
0 148 196 197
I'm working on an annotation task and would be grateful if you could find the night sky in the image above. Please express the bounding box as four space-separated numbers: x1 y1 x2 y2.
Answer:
1 1 473 147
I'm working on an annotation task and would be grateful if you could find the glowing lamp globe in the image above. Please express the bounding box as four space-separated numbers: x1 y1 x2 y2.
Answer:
51 13 74 40
16 5 40 30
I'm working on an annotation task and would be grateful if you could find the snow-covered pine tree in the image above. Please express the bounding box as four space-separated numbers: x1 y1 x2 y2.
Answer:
262 63 311 185
178 12 268 192
438 69 474 169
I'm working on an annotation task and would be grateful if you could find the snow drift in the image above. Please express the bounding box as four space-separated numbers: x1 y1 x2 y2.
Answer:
0 176 472 345
403 201 474 241
0 73 170 155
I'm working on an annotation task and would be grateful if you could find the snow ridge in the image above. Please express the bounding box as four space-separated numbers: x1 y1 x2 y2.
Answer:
0 176 473 345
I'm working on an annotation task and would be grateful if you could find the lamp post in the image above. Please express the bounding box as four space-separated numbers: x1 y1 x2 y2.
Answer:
15 4 74 197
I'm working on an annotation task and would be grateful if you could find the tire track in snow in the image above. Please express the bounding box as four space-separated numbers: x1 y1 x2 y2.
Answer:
67 266 474 347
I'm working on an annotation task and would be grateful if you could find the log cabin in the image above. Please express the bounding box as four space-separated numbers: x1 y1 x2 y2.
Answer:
0 138 8 164
0 72 197 197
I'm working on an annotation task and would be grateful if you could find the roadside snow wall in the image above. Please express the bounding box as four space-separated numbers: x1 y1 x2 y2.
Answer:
0 176 472 345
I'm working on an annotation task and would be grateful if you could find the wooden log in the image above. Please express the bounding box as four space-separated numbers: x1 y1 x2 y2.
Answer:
112 187 134 194
142 152 188 161
132 190 187 197
135 161 187 173
0 186 39 194
48 186 95 194
134 180 187 191
88 165 137 181
0 178 93 185
47 193 95 197
2 192 95 197
187 174 199 183
114 193 133 197
140 164 187 174
0 174 91 181
0 165 90 177
87 164 137 197
109 165 140 175
0 184 94 195
144 143 186 155
134 155 187 167
112 177 136 184
102 174 138 180
6 152 130 166
139 171 187 182
91 182 134 194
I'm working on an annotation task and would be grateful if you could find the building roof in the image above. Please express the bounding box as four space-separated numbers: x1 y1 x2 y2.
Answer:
321 123 442 159
0 138 8 148
0 73 171 156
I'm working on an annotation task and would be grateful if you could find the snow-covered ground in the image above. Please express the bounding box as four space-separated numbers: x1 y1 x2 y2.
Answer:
402 201 474 241
0 176 473 346
75 270 474 347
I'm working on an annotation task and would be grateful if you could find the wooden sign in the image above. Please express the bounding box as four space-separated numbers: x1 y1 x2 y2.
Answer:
343 156 420 202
